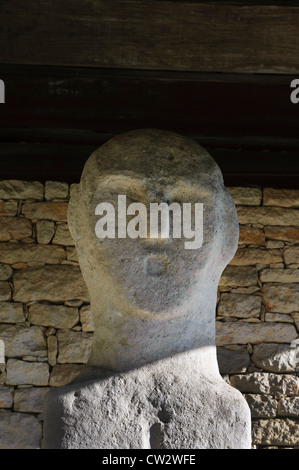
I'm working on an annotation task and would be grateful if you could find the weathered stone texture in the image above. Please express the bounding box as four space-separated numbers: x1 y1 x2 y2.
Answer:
238 226 265 245
28 303 79 329
260 268 299 283
263 283 299 313
230 248 283 266
6 359 49 386
217 346 250 374
284 246 299 266
227 187 262 206
36 220 55 244
0 243 65 264
47 335 58 366
0 216 32 241
56 329 92 364
231 373 299 397
14 387 50 413
216 321 297 346
245 394 277 418
45 181 69 200
49 364 84 387
263 188 299 208
265 225 299 243
0 180 44 201
219 266 258 287
0 264 13 281
0 201 18 216
52 223 74 246
0 324 47 357
237 206 299 226
0 385 14 408
218 293 261 318
252 343 299 373
0 302 24 323
22 202 68 221
252 419 299 446
79 305 94 332
0 410 42 448
13 265 89 302
0 281 11 301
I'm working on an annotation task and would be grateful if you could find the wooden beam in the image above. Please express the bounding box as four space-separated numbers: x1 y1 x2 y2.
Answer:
1 1 299 73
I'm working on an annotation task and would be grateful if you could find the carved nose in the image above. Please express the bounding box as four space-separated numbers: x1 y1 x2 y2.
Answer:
144 255 168 276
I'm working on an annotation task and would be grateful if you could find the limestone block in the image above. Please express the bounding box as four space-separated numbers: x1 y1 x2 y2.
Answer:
66 247 78 262
263 188 299 208
0 409 42 448
0 324 47 357
291 313 299 331
6 359 49 386
0 216 32 241
265 313 294 323
263 283 299 313
49 364 85 387
52 223 74 246
79 305 94 332
237 206 299 226
14 387 50 413
217 346 250 374
238 226 265 245
0 201 18 216
22 202 68 221
28 303 79 329
14 266 89 302
0 264 13 281
36 220 55 244
219 266 258 287
277 397 299 417
0 243 65 264
260 268 299 283
47 335 57 366
56 330 92 364
252 419 299 446
227 187 262 206
284 246 299 266
230 248 283 266
0 281 11 301
252 343 299 373
216 321 297 346
245 394 277 418
218 293 261 318
265 226 299 243
0 180 44 200
0 302 24 323
45 181 69 200
0 385 14 408
231 372 299 397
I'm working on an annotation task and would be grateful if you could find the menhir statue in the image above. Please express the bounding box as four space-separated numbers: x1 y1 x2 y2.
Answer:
43 129 251 449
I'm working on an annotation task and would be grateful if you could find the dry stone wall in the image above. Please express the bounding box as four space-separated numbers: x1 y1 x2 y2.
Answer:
0 180 298 449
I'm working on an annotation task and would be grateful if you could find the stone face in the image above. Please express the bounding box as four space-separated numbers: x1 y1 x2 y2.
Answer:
0 264 13 281
259 268 299 283
49 364 85 387
231 372 299 397
218 293 261 318
238 226 265 245
219 266 258 287
14 387 50 413
245 394 277 418
252 343 299 373
0 180 44 201
0 385 14 408
0 201 18 216
56 329 92 364
263 283 299 313
0 243 65 264
47 335 58 366
52 223 74 246
6 359 49 386
237 206 299 226
0 409 42 448
227 187 262 206
0 324 47 357
230 248 283 266
216 321 297 346
252 419 299 446
0 281 11 301
284 246 299 266
278 397 299 417
28 303 79 329
0 216 32 241
79 305 94 332
263 188 299 208
45 181 69 200
217 346 250 374
36 220 55 244
265 313 294 323
22 202 68 221
265 225 299 243
14 265 89 302
0 302 24 323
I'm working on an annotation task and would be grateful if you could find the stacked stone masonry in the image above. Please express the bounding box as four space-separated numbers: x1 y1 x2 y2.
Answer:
0 180 298 449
